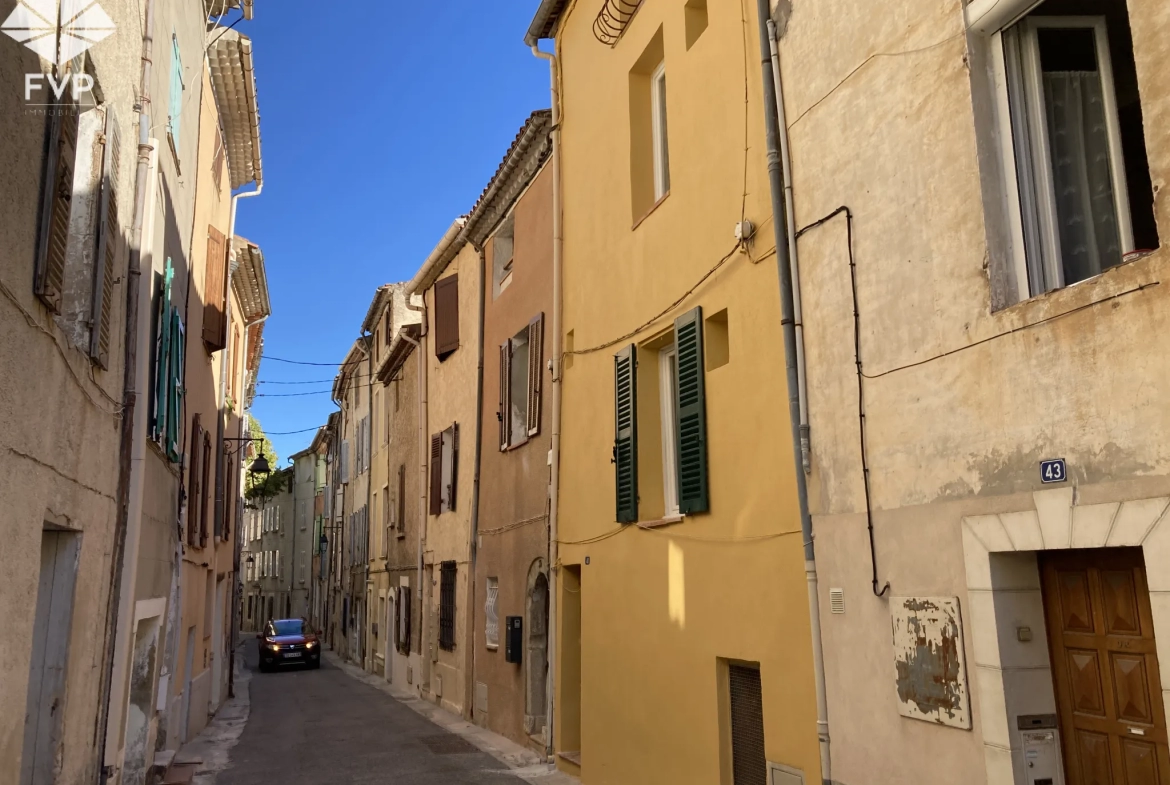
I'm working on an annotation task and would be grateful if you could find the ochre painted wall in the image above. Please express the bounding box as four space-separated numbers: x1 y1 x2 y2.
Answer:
553 0 821 781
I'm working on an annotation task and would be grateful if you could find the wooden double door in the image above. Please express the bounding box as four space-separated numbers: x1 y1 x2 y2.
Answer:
1041 548 1170 785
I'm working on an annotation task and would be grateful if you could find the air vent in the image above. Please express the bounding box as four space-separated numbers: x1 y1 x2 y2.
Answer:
768 762 805 785
829 588 845 614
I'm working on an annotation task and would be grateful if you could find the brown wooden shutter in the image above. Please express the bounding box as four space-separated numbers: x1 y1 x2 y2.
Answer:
90 107 122 368
527 313 544 437
429 433 442 515
499 341 510 450
35 103 79 312
448 423 459 511
203 225 228 350
433 274 460 357
188 414 203 547
397 464 406 532
201 432 212 544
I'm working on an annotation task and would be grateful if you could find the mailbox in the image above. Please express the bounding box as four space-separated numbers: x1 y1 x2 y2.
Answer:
505 616 523 663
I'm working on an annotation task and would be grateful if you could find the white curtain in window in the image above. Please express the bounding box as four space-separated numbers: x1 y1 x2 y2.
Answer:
1043 71 1121 284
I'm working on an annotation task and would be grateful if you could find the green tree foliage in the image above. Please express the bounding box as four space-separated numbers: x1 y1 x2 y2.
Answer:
245 416 286 505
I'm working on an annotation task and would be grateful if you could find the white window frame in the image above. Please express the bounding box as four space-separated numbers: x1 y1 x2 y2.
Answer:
485 577 499 650
989 13 1133 299
658 344 679 517
509 328 530 448
650 61 670 201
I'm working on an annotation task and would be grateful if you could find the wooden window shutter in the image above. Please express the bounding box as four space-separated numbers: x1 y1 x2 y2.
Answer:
527 313 544 437
203 225 228 350
167 311 185 462
433 274 460 357
448 423 459 511
674 307 709 514
397 464 406 532
498 341 511 450
203 434 213 543
614 345 638 524
429 433 442 515
188 414 203 547
152 264 174 441
90 107 122 367
35 104 79 312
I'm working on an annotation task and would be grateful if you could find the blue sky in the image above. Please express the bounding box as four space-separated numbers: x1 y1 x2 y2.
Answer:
236 2 549 463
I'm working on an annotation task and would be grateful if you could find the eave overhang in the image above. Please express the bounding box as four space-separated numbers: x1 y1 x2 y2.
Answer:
208 28 262 189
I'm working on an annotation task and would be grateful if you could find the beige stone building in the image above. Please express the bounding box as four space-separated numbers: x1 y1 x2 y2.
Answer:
774 0 1170 782
362 283 420 677
407 222 482 716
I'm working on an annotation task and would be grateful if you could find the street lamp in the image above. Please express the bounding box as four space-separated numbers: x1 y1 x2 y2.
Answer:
249 454 271 478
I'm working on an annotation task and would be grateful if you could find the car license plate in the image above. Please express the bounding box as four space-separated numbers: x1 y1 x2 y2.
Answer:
282 652 301 658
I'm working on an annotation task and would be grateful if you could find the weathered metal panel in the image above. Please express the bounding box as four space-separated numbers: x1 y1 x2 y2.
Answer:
890 596 971 729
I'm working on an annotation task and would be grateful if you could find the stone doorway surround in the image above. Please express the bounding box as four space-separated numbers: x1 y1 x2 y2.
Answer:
962 487 1170 784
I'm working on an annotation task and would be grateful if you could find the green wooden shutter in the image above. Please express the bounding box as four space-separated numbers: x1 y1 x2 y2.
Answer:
152 261 175 441
674 307 709 514
614 344 638 524
167 310 185 462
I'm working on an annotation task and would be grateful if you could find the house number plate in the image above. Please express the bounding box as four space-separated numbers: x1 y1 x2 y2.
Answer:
1040 459 1066 484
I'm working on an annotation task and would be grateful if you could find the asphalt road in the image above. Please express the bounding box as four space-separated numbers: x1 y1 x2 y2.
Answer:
216 640 523 784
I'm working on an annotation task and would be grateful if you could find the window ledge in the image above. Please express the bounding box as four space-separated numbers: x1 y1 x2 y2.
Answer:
637 514 684 529
632 191 670 231
558 751 582 767
486 643 499 651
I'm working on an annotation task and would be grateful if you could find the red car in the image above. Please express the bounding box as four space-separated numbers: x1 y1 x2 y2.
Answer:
257 618 321 672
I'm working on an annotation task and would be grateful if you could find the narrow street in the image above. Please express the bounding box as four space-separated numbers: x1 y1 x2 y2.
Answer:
210 640 527 785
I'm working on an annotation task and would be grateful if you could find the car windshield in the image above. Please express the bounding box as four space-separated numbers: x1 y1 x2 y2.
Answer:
271 620 304 636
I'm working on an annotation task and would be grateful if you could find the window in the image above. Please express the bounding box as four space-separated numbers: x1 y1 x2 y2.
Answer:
382 483 391 557
996 1 1156 297
395 584 412 653
492 217 515 297
658 345 680 517
211 128 225 190
439 561 456 651
150 259 185 463
168 34 184 150
629 28 667 220
685 0 708 49
397 464 406 533
499 314 544 450
614 307 710 524
433 274 460 358
726 663 766 785
485 577 500 650
651 61 670 201
430 424 459 515
273 619 304 636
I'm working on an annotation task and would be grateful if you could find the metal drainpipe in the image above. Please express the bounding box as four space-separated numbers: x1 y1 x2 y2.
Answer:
97 0 155 776
767 19 810 475
754 1 832 782
401 300 426 693
464 244 487 720
531 42 561 764
363 331 373 669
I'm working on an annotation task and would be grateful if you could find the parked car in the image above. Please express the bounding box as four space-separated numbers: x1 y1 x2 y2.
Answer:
257 618 320 672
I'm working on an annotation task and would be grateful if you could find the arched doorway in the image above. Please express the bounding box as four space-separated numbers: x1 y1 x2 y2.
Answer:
525 562 550 740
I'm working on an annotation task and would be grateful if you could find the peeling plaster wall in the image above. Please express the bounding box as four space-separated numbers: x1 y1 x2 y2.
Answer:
784 0 1170 781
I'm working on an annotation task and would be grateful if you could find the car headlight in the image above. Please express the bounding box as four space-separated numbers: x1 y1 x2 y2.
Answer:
268 643 281 651
305 640 317 649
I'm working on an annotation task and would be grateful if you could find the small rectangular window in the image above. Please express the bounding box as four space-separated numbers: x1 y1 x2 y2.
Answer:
168 34 184 149
485 577 499 650
493 217 515 298
439 561 456 651
651 62 670 201
658 344 679 517
509 328 530 447
433 274 460 358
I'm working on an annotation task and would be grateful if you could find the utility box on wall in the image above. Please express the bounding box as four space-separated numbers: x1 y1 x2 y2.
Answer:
505 616 522 663
1019 715 1064 785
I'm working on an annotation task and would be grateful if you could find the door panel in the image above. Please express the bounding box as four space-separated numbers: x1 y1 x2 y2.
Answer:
1041 548 1170 785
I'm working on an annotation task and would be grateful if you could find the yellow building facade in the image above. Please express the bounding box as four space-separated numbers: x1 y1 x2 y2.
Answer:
532 1 822 781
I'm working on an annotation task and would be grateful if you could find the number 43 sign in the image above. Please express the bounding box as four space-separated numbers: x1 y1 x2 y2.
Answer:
1040 459 1067 484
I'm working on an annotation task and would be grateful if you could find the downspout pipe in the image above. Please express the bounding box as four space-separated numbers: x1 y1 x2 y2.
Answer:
767 19 810 475
465 244 487 720
531 42 561 764
364 331 373 669
97 0 155 776
754 2 832 783
401 303 426 692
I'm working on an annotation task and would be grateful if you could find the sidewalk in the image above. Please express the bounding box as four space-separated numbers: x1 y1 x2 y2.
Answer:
323 650 579 785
